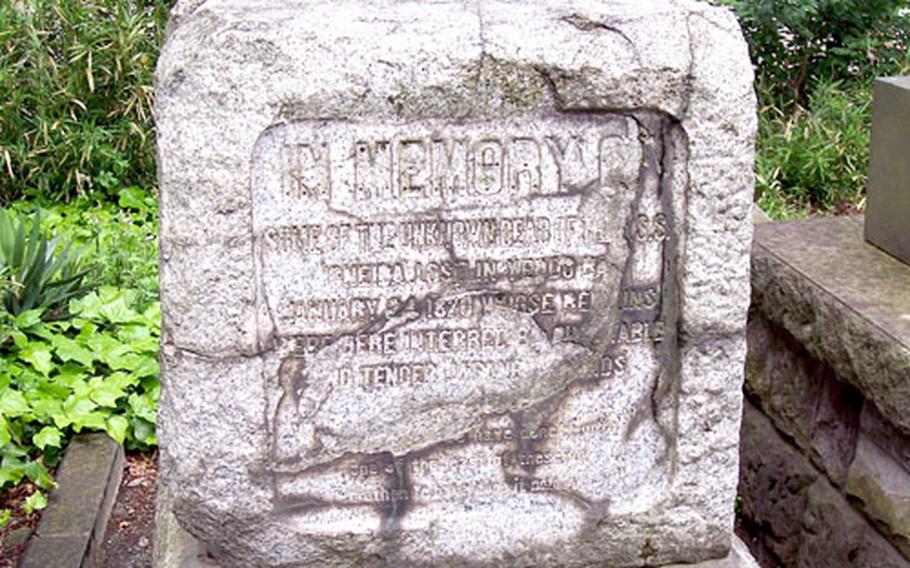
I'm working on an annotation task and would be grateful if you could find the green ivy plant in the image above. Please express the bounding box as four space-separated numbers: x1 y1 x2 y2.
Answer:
0 287 159 497
0 198 160 522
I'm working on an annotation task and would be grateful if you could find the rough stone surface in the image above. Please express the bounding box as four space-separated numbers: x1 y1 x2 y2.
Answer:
154 485 219 568
739 402 908 568
157 500 760 568
752 215 910 435
745 313 861 486
860 403 910 477
666 537 759 568
744 312 825 451
846 434 910 559
743 215 910 565
156 1 756 566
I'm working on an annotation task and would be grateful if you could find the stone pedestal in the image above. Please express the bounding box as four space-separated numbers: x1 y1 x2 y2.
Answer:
155 486 760 568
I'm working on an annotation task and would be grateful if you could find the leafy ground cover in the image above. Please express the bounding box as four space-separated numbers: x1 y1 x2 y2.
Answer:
0 196 159 535
0 0 169 549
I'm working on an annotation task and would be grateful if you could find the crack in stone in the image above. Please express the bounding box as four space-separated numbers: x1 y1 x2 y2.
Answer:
559 13 642 66
531 64 566 110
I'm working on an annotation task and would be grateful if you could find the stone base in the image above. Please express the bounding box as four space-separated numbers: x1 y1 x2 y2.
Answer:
666 538 759 568
742 214 910 566
154 486 759 568
153 486 218 568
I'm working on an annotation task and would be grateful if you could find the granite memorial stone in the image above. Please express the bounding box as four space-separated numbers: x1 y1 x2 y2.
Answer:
865 76 910 265
155 1 756 566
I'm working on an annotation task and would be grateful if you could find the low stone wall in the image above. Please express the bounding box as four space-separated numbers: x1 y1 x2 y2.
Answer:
740 215 910 567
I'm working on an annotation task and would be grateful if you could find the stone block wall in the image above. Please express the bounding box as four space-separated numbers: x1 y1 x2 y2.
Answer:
740 215 910 567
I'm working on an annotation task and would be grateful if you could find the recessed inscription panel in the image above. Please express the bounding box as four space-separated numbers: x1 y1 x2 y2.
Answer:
250 114 685 525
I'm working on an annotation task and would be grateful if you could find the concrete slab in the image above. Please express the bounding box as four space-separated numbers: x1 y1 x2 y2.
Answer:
753 215 910 434
21 433 124 568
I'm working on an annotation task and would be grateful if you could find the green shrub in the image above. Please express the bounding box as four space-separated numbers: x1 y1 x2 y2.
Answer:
756 80 873 217
36 189 159 304
720 0 910 108
716 0 910 218
0 0 172 204
0 209 91 317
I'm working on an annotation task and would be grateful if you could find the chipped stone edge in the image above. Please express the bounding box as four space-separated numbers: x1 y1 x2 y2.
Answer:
19 433 125 568
751 221 910 435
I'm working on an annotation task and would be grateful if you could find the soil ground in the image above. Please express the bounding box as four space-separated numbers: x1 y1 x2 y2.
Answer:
97 452 158 568
0 453 158 568
0 482 43 567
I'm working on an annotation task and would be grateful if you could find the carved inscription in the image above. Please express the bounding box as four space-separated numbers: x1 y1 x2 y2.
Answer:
347 133 590 200
251 114 686 518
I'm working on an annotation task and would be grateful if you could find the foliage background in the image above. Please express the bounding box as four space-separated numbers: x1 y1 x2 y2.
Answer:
720 0 910 217
0 0 170 204
0 0 169 523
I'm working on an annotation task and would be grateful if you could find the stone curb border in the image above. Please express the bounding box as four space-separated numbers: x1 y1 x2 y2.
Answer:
20 433 124 568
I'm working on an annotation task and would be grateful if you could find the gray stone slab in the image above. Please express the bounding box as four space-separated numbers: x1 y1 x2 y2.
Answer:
20 433 124 568
20 535 93 568
154 485 219 568
866 76 910 264
752 216 910 434
667 537 759 568
156 1 756 566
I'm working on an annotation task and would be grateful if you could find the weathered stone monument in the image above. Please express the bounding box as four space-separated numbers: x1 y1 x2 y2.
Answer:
155 1 757 566
866 76 910 264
